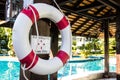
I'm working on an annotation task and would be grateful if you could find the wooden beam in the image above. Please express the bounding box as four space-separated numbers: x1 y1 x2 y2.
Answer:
80 12 98 20
58 0 83 9
60 0 105 13
103 19 109 78
50 23 59 80
79 21 98 35
97 0 119 9
116 8 120 80
61 7 98 20
0 0 6 5
72 19 90 34
109 0 120 7
74 33 97 38
94 6 105 15
98 14 116 20
58 0 71 6
70 16 82 25
77 2 105 12
72 0 83 9
0 21 13 28
97 8 116 20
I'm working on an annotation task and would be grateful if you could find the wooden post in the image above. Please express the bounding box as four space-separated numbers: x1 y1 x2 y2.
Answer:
103 19 109 78
20 0 59 80
31 19 50 80
5 0 12 20
116 9 120 79
50 23 59 80
20 19 50 80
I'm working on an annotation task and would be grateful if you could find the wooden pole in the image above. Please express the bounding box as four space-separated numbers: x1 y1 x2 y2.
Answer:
31 19 51 80
50 23 59 80
20 0 59 80
5 0 12 20
20 19 50 80
103 19 109 78
116 9 120 79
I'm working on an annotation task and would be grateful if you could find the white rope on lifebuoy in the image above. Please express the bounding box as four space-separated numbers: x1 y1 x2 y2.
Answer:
12 3 72 75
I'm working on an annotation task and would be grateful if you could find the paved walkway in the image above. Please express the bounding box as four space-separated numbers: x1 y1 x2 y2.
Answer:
0 56 18 61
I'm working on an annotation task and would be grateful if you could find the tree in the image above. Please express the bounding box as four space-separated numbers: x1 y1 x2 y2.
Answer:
0 27 11 55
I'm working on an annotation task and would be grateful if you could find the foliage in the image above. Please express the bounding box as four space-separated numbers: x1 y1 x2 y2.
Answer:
72 40 77 55
80 50 89 58
0 27 9 54
72 40 76 46
99 38 116 54
0 27 15 56
109 38 116 54
77 38 102 58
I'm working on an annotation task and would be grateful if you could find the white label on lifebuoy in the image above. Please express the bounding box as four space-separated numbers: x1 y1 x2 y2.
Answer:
31 35 51 54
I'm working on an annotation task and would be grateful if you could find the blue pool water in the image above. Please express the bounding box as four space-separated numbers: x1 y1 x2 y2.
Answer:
0 58 116 80
58 58 115 78
0 61 20 80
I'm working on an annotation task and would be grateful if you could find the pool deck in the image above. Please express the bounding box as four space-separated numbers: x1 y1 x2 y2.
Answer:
0 56 18 61
58 72 116 80
59 77 116 80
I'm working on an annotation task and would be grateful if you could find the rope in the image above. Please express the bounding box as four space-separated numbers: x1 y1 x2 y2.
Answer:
53 0 63 13
21 64 29 80
28 6 40 50
21 54 37 70
53 0 70 24
21 2 39 80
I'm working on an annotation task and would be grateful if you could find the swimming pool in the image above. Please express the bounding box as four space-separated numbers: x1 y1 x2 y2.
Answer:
0 57 116 80
58 58 116 78
0 61 20 80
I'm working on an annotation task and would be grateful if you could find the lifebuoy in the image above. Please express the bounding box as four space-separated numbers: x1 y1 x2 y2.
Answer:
12 3 72 75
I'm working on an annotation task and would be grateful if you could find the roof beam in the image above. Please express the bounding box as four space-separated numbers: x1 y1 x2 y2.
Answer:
0 20 13 28
109 0 120 7
58 0 71 6
79 21 98 35
94 6 105 15
98 14 116 20
77 2 105 12
72 19 90 34
61 7 98 20
77 5 105 13
0 1 6 5
60 0 105 13
59 0 83 8
74 33 97 38
97 0 119 9
72 0 83 9
70 16 81 25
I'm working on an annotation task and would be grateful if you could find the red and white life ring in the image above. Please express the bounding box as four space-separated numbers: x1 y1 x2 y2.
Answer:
12 3 71 75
